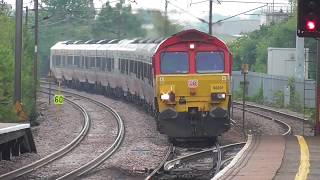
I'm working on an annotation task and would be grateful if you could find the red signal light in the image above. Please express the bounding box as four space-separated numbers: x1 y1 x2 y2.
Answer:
306 20 316 31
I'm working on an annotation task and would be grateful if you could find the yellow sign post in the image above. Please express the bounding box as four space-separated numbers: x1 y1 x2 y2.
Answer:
54 82 64 120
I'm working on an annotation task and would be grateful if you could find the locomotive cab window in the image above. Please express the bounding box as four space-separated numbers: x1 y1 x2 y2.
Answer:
160 52 189 74
196 52 224 73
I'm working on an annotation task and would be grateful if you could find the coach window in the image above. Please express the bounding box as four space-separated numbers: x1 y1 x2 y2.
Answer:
96 57 101 70
196 52 224 73
143 63 148 78
85 57 90 69
74 56 80 68
67 56 73 67
52 55 55 66
140 62 144 79
55 55 61 67
111 58 114 71
160 52 188 74
60 56 63 67
125 59 129 75
90 57 95 68
136 62 140 79
147 64 152 85
120 59 126 73
129 60 134 74
101 57 106 71
81 56 84 68
106 58 111 72
134 61 138 75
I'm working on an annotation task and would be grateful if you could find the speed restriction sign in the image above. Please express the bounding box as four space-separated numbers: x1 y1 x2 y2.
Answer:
54 95 64 105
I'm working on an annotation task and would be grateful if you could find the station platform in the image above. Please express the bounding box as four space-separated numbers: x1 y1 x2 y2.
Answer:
214 135 320 180
0 123 30 135
0 123 36 161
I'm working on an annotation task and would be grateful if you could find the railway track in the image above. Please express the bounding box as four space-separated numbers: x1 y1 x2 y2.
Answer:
146 101 297 179
42 86 125 179
233 102 292 136
210 103 303 179
0 91 90 179
233 101 308 121
0 88 125 179
38 81 294 179
145 142 245 180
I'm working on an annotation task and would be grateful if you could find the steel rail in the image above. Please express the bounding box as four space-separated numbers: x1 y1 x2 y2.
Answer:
0 91 91 179
212 102 295 179
233 101 308 121
163 142 245 172
214 143 222 175
144 144 174 180
233 104 292 136
39 85 125 179
212 135 254 180
145 142 245 180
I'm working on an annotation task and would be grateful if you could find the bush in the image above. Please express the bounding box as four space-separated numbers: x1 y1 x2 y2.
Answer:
272 90 284 108
0 14 35 122
249 84 264 104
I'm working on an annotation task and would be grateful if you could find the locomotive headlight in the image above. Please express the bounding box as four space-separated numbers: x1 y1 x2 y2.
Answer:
189 43 195 49
211 93 226 100
160 92 176 103
160 93 170 100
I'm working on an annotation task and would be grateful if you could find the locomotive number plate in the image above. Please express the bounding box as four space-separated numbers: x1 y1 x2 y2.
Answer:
188 79 198 88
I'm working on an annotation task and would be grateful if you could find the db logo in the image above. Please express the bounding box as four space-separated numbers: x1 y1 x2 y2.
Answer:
188 79 198 88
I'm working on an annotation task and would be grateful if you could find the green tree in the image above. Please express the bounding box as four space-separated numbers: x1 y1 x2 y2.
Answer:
229 16 301 73
41 0 94 20
0 14 35 122
0 1 11 16
146 10 183 37
0 15 15 122
92 2 145 39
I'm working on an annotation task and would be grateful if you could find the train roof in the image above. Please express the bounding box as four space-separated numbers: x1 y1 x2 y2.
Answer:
50 29 230 55
51 38 163 54
155 29 230 53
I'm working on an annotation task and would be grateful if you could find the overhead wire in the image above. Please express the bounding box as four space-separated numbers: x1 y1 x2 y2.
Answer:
213 4 267 24
168 0 279 25
167 0 208 23
190 0 290 5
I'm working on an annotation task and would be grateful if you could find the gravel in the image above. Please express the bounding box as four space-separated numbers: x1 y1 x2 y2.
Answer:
0 92 83 175
1 87 301 179
25 91 119 179
59 89 169 179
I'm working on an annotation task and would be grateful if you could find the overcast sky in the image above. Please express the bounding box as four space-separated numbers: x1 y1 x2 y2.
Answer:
4 0 290 22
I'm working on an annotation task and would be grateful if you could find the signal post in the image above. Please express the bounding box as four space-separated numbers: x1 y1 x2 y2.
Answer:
297 0 320 135
316 41 320 135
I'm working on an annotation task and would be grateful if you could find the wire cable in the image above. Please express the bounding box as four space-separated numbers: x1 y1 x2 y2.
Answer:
168 0 208 23
213 4 267 24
